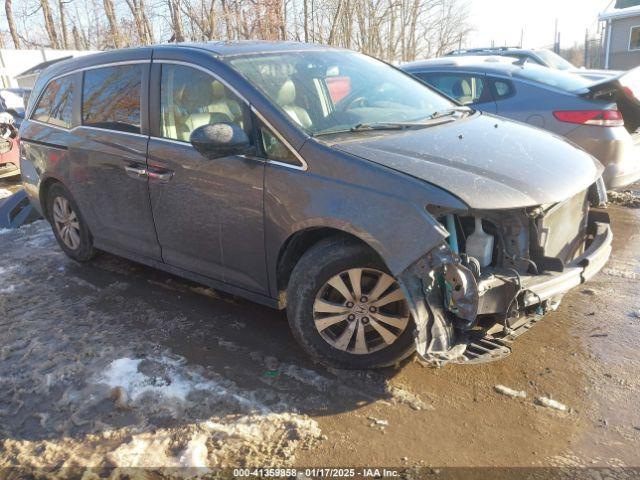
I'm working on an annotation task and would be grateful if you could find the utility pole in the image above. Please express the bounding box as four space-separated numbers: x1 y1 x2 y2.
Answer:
584 29 589 67
554 18 559 52
557 32 561 53
520 28 524 48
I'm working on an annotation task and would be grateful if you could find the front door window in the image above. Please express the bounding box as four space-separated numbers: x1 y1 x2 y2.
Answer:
160 64 247 142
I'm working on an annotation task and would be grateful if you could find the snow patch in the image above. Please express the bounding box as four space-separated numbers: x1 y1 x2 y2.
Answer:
494 385 527 399
106 430 210 471
535 396 569 412
179 433 209 468
603 268 639 280
96 356 266 413
104 412 321 468
99 357 195 402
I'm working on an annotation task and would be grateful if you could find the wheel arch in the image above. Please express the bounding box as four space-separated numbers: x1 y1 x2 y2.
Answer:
275 226 387 304
39 175 65 220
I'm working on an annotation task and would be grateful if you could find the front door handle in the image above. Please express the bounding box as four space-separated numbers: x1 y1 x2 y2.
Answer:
125 165 148 179
147 168 174 182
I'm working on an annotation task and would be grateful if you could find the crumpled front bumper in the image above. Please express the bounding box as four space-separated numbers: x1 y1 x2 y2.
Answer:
520 214 611 304
399 210 613 366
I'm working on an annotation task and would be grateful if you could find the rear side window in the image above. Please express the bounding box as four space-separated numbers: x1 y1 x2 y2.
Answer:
82 64 142 133
32 76 74 128
491 78 515 100
414 72 491 105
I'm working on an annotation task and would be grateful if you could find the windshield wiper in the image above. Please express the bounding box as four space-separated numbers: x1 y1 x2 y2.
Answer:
429 107 474 120
314 122 410 137
315 121 438 137
350 122 413 131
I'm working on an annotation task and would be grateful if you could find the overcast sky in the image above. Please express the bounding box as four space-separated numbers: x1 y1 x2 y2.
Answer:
466 0 614 49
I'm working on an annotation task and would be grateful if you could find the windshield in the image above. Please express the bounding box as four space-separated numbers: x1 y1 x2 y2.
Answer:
535 50 576 71
514 65 592 93
227 50 455 136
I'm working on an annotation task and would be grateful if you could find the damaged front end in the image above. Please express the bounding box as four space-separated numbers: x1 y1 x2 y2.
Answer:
399 188 613 366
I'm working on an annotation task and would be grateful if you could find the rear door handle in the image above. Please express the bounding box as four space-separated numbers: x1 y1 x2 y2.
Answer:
125 165 148 179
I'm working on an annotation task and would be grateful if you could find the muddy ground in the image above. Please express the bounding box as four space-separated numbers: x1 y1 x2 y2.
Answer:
0 177 639 471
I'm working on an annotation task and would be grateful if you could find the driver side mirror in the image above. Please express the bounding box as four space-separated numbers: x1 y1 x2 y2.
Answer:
189 123 253 160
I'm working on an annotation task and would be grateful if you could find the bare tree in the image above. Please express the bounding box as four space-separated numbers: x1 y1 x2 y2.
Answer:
1 0 471 64
72 24 83 49
5 0 21 48
103 0 122 47
123 0 154 44
58 0 70 48
168 0 185 42
41 0 61 48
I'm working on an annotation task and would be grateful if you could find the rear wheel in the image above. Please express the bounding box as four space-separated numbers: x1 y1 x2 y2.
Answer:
46 183 95 262
286 236 416 369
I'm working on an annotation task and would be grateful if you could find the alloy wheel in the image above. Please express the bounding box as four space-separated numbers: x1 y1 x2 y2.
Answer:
313 268 410 355
52 196 81 250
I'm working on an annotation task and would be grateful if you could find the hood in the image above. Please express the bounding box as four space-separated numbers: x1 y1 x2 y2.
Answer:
332 113 603 210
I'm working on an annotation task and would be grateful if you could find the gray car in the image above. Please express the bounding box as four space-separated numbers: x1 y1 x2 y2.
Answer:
402 56 640 189
446 47 618 81
19 42 612 369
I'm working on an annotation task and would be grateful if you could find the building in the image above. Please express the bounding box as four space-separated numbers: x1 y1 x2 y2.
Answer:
0 49 96 89
14 56 72 89
600 0 640 70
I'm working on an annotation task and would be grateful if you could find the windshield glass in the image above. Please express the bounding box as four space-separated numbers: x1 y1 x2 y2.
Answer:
535 50 575 70
515 65 592 92
227 50 455 136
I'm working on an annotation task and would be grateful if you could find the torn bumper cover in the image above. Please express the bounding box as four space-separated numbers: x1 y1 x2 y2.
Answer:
399 211 613 366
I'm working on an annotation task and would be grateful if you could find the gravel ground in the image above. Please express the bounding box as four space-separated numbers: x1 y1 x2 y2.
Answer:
608 181 640 209
0 180 639 473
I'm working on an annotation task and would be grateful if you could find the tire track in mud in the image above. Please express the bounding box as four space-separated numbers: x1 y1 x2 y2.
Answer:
0 221 427 469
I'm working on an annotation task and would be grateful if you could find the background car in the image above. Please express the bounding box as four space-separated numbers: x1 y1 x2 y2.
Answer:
0 112 19 178
0 88 30 129
402 56 640 189
446 47 617 81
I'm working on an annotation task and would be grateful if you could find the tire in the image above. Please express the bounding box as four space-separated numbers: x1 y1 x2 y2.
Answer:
46 182 96 262
286 236 416 369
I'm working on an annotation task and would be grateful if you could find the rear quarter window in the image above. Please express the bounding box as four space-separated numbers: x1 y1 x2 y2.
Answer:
413 72 490 105
491 78 515 100
82 64 142 133
31 76 74 128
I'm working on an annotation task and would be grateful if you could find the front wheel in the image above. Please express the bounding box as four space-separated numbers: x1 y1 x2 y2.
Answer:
286 236 416 369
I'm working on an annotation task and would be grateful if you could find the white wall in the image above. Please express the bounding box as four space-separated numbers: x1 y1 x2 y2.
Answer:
0 49 97 88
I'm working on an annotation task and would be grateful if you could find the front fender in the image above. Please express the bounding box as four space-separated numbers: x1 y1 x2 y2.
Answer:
264 147 468 286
